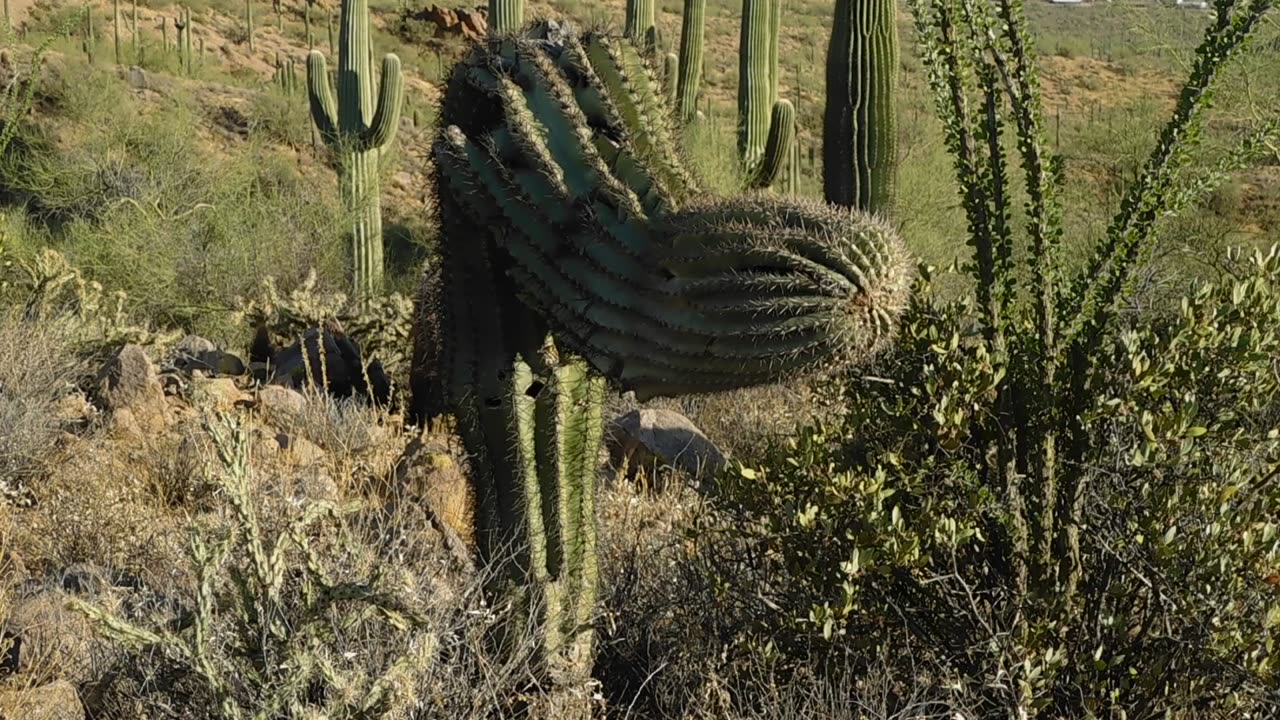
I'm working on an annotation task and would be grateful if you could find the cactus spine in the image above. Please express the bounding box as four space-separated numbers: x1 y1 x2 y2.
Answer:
306 0 404 297
624 0 656 53
675 0 704 123
487 0 522 35
824 0 898 212
737 0 792 188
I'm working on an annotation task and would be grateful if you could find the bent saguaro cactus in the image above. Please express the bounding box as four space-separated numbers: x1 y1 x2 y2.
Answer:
412 20 912 686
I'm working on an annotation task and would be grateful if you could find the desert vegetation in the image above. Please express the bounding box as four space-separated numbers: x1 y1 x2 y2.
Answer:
1 0 1278 717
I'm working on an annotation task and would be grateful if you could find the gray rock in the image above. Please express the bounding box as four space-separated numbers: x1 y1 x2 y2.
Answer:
0 590 96 684
95 345 164 417
124 65 148 90
0 680 85 720
256 385 308 419
606 408 727 483
172 335 246 377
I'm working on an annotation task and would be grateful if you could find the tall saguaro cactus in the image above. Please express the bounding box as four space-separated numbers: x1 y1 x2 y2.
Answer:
737 0 793 188
676 0 704 122
487 0 522 34
824 0 898 212
306 0 404 297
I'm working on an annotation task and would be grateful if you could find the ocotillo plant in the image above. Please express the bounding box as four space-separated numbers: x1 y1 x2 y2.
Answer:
824 0 898 212
675 0 704 122
306 0 404 297
487 0 522 34
624 0 656 53
737 0 793 188
415 22 911 687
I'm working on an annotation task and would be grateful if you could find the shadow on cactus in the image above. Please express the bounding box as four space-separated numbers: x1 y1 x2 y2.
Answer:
408 19 913 691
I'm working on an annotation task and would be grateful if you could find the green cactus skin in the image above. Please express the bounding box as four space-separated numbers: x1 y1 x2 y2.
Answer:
747 98 794 189
179 6 193 75
675 0 704 123
624 0 656 53
487 0 523 35
737 0 791 189
823 0 898 212
327 9 334 54
305 0 313 48
306 0 404 297
113 0 121 64
83 6 94 64
245 0 254 52
663 52 678 104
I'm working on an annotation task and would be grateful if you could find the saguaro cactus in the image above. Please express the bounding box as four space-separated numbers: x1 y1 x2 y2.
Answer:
487 0 522 34
415 23 912 687
737 0 793 188
675 0 705 122
306 0 404 296
624 0 656 53
824 0 898 212
245 0 254 52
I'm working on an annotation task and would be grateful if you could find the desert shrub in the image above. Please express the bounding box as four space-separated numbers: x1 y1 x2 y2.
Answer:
0 308 83 503
0 64 351 340
697 0 1280 716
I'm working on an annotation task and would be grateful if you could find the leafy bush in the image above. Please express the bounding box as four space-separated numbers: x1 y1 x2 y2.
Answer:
700 0 1280 716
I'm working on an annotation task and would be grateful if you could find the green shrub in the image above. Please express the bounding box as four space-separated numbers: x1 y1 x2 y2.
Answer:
701 0 1280 715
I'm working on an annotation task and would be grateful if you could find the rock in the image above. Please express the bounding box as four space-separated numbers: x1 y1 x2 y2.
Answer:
0 680 85 720
124 65 148 90
172 335 246 377
275 432 326 467
606 409 727 483
417 4 487 42
94 345 166 431
285 471 339 505
53 393 95 430
192 377 248 413
255 385 308 420
0 591 96 684
390 435 474 558
263 327 391 405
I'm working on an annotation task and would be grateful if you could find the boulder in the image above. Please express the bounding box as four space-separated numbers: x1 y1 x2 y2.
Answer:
191 377 249 413
262 327 391 405
0 591 96 684
171 335 245 377
0 680 85 720
94 345 166 431
606 409 727 483
255 385 308 421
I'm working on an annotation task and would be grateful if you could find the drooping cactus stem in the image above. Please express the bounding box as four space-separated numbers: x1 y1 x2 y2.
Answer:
306 0 404 297
746 98 795 189
676 0 705 123
487 0 522 35
664 52 678 104
824 0 898 212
